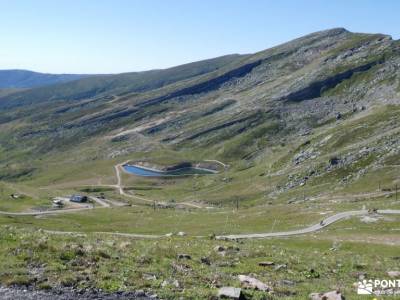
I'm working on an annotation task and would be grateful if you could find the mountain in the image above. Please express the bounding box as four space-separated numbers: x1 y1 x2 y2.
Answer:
0 88 23 97
0 28 399 204
1 27 400 299
0 69 90 88
0 54 244 108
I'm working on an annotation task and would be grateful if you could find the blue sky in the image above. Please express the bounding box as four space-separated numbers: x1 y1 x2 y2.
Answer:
0 0 399 74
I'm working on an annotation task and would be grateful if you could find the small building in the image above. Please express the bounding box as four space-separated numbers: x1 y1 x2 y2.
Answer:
52 198 64 208
70 194 88 203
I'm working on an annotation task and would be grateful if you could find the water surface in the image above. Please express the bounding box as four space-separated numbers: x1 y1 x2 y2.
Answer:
123 165 215 177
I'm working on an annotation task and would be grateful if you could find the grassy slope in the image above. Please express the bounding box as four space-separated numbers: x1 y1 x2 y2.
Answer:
0 29 399 298
0 70 89 89
1 103 399 218
0 54 245 107
1 222 399 299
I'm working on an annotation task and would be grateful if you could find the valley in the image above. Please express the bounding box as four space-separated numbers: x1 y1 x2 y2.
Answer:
0 28 400 299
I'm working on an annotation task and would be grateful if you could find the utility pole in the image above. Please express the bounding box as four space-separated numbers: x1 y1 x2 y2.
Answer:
192 177 195 203
265 163 268 199
224 166 228 182
236 197 239 210
153 200 156 211
270 219 277 233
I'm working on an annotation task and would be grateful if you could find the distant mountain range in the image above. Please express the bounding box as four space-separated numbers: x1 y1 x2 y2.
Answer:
0 69 91 88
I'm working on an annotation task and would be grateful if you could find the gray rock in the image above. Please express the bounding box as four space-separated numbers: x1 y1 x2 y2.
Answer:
0 286 155 300
217 287 242 299
388 271 400 278
161 279 179 288
258 261 275 267
274 264 287 271
280 279 295 286
309 290 345 300
143 273 157 281
238 275 271 291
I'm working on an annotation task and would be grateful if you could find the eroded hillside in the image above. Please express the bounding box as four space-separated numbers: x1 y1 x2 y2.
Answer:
0 28 399 206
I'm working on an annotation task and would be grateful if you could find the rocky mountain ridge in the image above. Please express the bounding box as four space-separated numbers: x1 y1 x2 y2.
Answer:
0 28 399 202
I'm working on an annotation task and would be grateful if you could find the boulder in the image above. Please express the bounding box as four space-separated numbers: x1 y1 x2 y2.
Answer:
142 273 156 281
309 290 345 300
280 279 295 286
388 271 400 278
238 275 270 291
258 261 275 267
217 287 243 299
274 264 287 271
161 279 179 288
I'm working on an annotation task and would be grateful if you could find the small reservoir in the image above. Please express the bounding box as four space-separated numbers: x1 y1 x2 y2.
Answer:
123 164 217 177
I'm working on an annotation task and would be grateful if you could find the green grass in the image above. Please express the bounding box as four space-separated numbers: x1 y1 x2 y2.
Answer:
1 223 399 299
0 204 319 236
2 104 398 214
322 65 376 97
0 181 52 212
0 196 50 212
79 186 115 193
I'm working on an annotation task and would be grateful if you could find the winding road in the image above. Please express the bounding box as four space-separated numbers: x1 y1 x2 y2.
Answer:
1 160 400 240
0 161 203 216
13 209 400 240
216 209 400 240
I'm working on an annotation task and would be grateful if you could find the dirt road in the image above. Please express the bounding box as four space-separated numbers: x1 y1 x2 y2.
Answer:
216 209 400 240
37 209 400 240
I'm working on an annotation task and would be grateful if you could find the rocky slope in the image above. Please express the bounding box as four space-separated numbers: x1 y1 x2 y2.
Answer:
0 28 399 201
